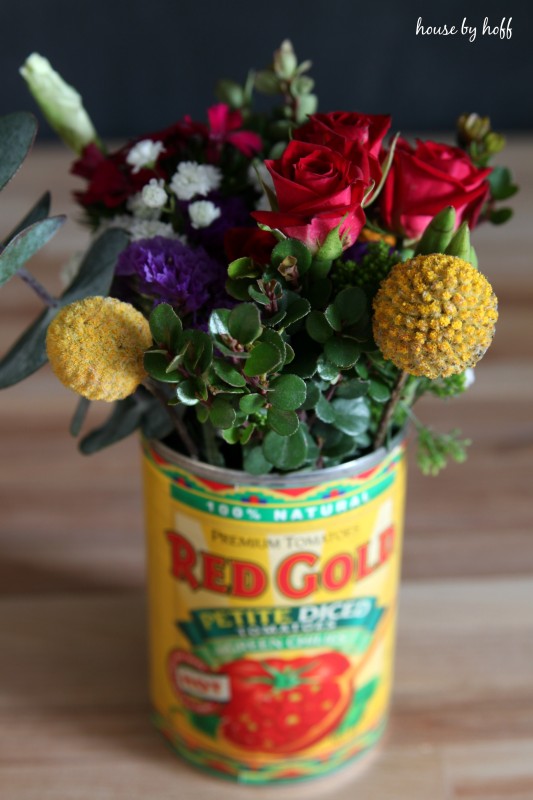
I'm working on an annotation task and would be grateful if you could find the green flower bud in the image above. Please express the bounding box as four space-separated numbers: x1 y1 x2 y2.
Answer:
273 40 298 79
20 53 98 154
484 131 506 156
415 207 456 253
457 112 491 146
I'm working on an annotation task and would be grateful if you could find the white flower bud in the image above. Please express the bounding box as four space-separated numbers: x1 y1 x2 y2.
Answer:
19 53 97 154
142 179 167 208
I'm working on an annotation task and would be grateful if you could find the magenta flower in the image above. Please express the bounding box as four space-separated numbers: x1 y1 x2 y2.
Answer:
207 103 262 158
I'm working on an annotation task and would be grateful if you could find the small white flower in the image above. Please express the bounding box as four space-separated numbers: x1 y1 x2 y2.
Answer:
126 192 161 220
97 215 185 242
188 200 221 229
126 139 165 173
142 178 167 209
169 161 222 201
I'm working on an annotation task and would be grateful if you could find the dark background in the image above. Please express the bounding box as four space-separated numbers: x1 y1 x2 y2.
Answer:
3 0 532 141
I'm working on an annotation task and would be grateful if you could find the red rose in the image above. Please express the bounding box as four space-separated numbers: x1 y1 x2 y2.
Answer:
252 140 366 253
294 111 391 185
379 138 491 240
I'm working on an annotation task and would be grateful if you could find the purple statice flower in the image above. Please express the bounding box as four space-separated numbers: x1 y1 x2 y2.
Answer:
115 236 231 327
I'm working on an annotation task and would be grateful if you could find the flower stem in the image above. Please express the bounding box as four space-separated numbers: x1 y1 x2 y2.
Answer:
18 268 59 308
374 370 409 450
143 379 199 460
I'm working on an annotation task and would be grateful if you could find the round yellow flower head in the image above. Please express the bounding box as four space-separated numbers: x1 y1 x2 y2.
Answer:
372 254 498 379
46 296 152 401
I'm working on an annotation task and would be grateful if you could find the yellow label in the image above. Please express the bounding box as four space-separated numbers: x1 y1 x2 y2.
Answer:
142 441 406 783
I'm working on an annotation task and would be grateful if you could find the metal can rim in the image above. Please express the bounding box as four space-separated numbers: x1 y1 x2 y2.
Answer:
148 427 407 489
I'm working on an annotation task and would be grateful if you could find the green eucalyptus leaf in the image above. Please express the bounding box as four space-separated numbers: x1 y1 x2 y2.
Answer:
0 305 56 388
306 310 333 343
212 359 246 387
209 397 236 429
3 191 51 246
262 427 308 470
243 342 281 376
267 407 299 436
324 337 361 369
0 112 37 191
70 397 91 437
63 228 130 301
228 303 262 345
79 397 143 454
239 393 266 414
0 216 65 288
149 303 182 350
269 374 307 410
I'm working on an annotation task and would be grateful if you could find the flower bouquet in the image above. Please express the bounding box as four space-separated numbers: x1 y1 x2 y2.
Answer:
0 42 516 783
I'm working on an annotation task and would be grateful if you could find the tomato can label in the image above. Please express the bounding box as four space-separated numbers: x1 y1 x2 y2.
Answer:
142 440 406 783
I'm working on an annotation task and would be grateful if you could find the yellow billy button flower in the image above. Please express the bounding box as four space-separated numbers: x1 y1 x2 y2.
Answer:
372 254 498 379
46 296 152 401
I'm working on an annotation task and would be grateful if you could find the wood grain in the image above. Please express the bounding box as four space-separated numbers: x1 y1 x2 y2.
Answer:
0 141 532 798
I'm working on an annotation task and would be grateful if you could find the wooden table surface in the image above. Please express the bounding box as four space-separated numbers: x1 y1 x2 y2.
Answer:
0 141 532 799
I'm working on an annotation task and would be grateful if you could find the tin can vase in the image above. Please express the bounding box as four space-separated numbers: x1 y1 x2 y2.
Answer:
142 434 407 784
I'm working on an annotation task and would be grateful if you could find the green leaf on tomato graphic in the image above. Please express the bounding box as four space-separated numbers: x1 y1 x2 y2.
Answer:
337 677 379 735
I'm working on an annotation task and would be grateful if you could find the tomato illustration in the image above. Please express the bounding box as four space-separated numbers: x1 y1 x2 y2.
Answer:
219 652 353 753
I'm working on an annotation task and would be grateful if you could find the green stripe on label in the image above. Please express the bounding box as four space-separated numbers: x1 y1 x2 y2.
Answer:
170 473 395 522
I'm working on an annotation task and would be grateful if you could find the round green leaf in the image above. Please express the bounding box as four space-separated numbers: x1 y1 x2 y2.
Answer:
306 310 333 343
333 287 367 324
212 359 246 387
324 304 342 331
283 297 311 328
243 446 273 475
176 379 200 405
331 397 370 435
316 393 335 423
302 381 320 410
144 351 181 383
262 427 308 470
269 374 307 410
324 337 361 368
243 342 281 376
267 407 299 436
271 238 312 275
368 379 391 403
149 303 182 350
181 330 213 373
209 308 231 337
209 398 236 429
228 303 262 345
239 393 266 414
